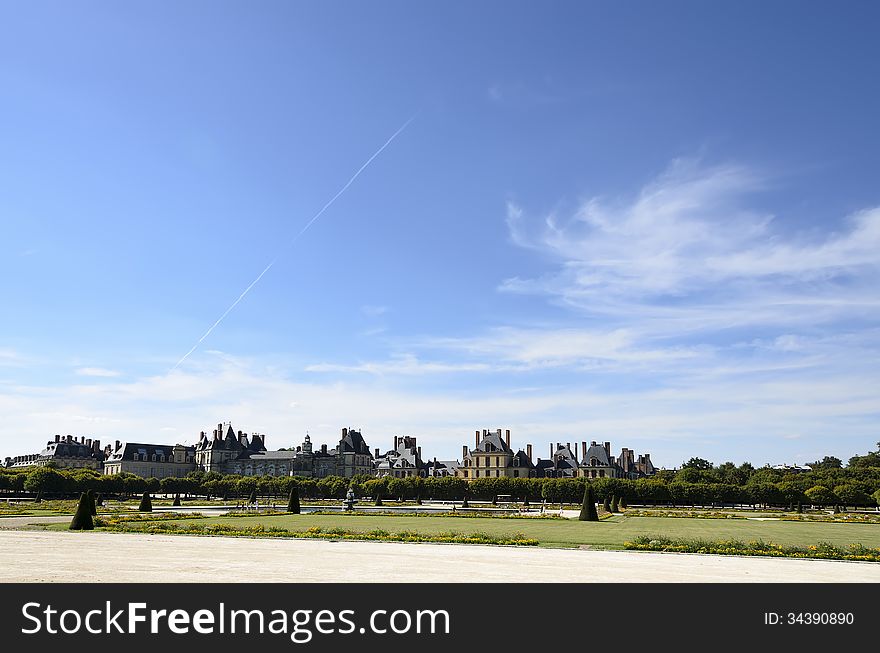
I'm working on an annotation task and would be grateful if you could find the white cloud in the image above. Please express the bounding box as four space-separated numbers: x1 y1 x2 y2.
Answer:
360 305 389 318
502 159 880 332
75 367 121 378
0 353 877 468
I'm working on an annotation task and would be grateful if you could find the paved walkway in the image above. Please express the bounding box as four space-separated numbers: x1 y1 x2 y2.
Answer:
1 530 877 582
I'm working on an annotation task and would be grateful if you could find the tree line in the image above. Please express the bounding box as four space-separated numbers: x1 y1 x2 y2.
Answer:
3 443 880 509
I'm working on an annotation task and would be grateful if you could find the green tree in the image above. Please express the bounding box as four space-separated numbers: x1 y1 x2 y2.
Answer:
833 483 870 509
805 485 838 508
810 456 843 470
681 457 714 471
387 477 408 501
287 486 301 514
578 483 599 521
610 495 619 512
24 467 66 496
69 492 94 530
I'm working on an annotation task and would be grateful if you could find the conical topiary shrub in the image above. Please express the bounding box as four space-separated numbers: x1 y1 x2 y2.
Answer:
287 486 301 514
138 491 153 512
796 502 803 513
172 494 181 507
602 496 611 513
416 495 422 505
87 489 97 516
34 491 42 504
619 496 627 509
69 492 94 530
374 491 383 507
492 495 498 505
833 504 841 514
94 492 103 507
610 496 619 513
248 489 257 504
461 494 469 508
579 483 599 521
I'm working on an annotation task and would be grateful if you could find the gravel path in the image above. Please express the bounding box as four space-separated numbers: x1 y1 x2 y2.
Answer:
1 530 877 583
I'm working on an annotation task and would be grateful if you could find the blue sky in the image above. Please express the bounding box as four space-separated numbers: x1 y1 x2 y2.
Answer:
2 1 879 468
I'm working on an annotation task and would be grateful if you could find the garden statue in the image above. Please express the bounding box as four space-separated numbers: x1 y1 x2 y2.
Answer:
343 487 358 511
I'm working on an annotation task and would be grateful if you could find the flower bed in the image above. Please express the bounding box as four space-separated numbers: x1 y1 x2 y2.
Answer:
305 510 565 520
95 518 539 546
622 510 746 519
624 535 880 562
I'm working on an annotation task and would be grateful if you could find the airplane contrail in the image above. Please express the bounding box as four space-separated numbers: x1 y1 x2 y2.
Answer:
170 114 417 372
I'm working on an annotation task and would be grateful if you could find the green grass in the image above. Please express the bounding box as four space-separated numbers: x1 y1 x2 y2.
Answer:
41 512 880 550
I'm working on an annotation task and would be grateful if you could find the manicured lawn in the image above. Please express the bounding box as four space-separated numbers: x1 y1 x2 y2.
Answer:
86 512 880 550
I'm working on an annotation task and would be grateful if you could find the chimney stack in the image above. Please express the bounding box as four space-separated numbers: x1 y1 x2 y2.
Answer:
86 438 92 448
550 443 553 458
54 435 60 443
527 444 533 461
375 448 380 458
342 427 348 438
321 444 327 454
505 429 510 448
462 445 468 461
475 430 480 448
93 440 100 453
417 446 422 459
604 441 611 458
115 440 120 451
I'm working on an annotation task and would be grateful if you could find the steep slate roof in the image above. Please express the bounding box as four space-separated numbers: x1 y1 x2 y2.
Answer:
339 429 371 455
106 442 193 462
40 440 101 460
581 442 613 467
511 450 535 469
473 430 511 454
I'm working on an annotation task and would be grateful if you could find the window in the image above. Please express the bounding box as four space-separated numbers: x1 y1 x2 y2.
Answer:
514 470 519 478
495 456 500 467
475 470 480 478
463 471 468 478
599 470 605 478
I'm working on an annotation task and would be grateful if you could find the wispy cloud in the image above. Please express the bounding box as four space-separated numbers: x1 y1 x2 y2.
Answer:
360 305 389 318
75 367 121 378
501 159 880 332
1 353 877 467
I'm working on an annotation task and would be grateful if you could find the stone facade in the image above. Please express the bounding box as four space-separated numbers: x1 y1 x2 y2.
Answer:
374 436 427 478
4 435 105 470
457 429 536 480
103 442 196 478
194 424 374 478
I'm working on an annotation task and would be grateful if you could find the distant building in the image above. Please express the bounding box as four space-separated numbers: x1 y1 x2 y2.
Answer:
425 458 460 478
374 436 427 478
536 443 579 478
103 442 196 478
192 424 373 478
4 434 105 471
770 463 812 473
457 429 536 480
577 441 656 479
195 423 268 474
